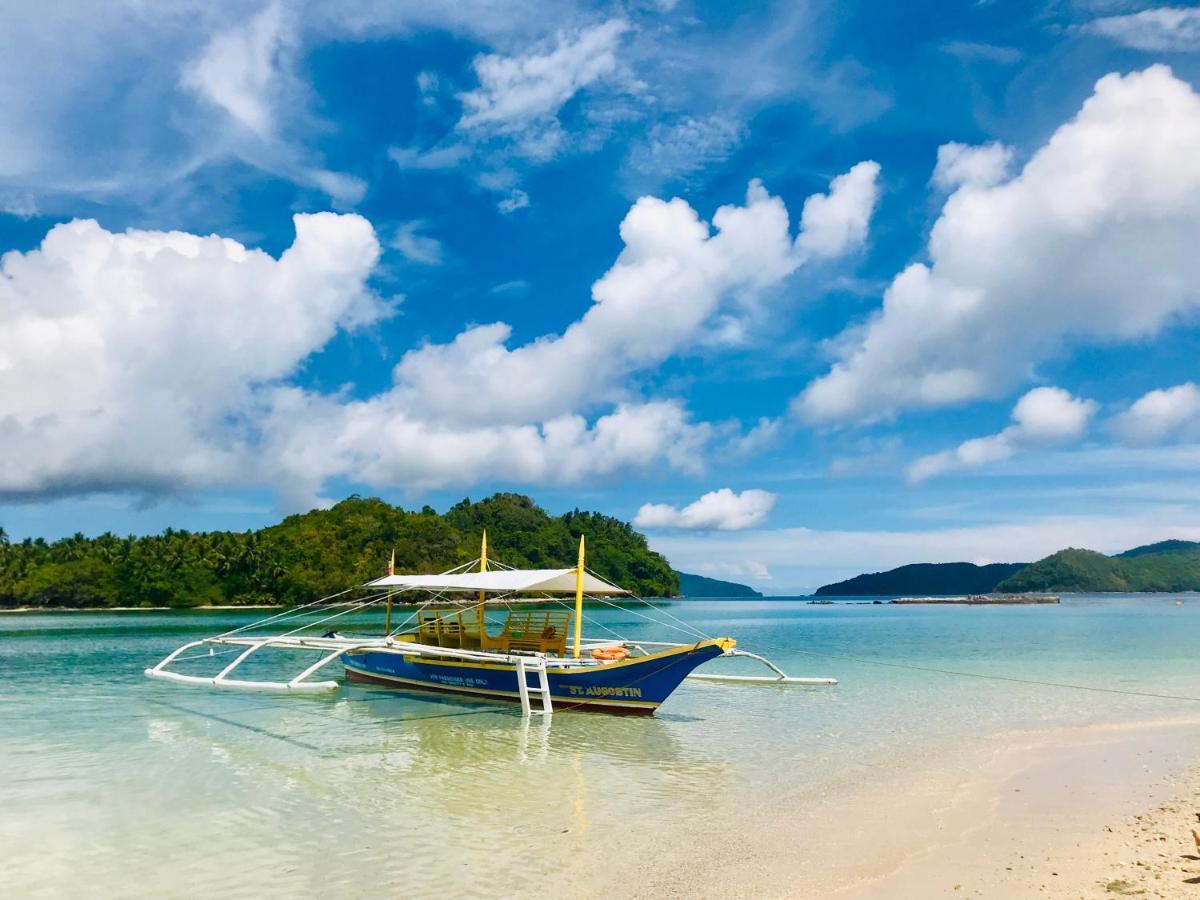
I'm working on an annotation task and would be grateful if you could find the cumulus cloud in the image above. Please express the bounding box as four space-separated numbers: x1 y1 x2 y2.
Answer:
794 162 882 259
798 66 1200 424
0 213 386 499
908 387 1097 483
1111 382 1200 444
931 141 1013 190
385 169 879 428
1082 7 1200 53
1 167 878 507
261 396 710 509
634 488 777 531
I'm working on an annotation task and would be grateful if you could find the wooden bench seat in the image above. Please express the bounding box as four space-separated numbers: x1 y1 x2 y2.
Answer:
500 609 572 655
414 608 573 656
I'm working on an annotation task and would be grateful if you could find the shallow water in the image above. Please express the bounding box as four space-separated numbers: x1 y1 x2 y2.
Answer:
3 596 1199 898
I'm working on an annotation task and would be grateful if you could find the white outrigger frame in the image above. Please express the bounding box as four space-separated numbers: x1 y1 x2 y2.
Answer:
145 533 836 717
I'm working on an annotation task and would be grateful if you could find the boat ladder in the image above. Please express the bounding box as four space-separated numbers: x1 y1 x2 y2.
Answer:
514 655 554 718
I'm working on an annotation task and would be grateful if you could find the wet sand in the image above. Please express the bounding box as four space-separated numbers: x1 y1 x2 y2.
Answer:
624 716 1200 898
823 718 1200 898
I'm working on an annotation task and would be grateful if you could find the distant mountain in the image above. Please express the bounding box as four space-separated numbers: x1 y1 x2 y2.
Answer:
675 571 762 597
1115 539 1200 558
997 543 1200 593
815 562 1026 597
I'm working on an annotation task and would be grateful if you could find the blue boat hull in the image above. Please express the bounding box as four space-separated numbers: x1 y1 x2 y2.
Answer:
341 640 729 714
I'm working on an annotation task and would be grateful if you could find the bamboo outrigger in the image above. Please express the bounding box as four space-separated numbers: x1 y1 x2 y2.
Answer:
145 533 835 716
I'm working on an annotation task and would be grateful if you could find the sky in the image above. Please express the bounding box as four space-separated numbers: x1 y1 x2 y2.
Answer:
4 1 1200 593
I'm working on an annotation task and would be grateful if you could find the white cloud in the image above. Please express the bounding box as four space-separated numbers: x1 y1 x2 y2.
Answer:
624 115 745 189
931 141 1013 190
691 559 772 581
0 1 535 211
384 169 878 429
178 3 364 206
0 192 36 219
798 66 1200 424
181 1 287 138
498 189 531 214
794 162 882 259
387 17 636 205
260 396 710 508
457 18 630 156
1111 382 1200 444
634 488 777 531
1010 385 1097 441
391 220 444 265
908 387 1097 483
941 41 1022 65
0 213 386 499
1083 7 1200 52
387 144 473 171
0 167 877 508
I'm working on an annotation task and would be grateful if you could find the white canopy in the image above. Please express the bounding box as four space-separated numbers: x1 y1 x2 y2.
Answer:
365 568 627 595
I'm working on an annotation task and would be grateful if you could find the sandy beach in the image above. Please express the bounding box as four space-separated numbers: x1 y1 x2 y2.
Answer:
823 718 1200 898
613 715 1200 899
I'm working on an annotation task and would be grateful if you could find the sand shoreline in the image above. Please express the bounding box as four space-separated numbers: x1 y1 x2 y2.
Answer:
820 717 1200 898
625 714 1200 899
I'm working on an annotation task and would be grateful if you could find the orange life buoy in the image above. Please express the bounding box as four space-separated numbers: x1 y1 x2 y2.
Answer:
591 646 630 662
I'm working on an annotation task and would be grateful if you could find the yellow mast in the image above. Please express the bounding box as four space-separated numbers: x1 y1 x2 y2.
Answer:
384 547 395 635
573 535 585 658
478 531 488 638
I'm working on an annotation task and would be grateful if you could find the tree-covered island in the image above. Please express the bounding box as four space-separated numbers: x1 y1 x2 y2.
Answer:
0 494 679 608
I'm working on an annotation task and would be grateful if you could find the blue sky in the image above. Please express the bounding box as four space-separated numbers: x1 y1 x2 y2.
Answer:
4 1 1200 592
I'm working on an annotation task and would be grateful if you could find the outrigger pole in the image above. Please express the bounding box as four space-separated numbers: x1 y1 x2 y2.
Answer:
573 535 585 658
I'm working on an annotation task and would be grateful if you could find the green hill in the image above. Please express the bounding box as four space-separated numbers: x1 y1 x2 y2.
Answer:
815 562 1026 597
675 571 761 597
996 544 1200 593
0 493 678 609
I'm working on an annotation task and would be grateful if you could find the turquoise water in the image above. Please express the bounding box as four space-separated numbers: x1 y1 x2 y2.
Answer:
3 597 1199 898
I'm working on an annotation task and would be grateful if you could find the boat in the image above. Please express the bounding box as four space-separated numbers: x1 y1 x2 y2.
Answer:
145 533 835 717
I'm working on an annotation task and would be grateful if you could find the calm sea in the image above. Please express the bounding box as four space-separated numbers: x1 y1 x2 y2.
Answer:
3 596 1199 898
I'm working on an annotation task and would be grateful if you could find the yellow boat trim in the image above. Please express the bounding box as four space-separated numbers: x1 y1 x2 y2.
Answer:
370 637 735 675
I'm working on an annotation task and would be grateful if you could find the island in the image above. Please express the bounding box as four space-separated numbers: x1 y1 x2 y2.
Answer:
817 539 1200 596
816 562 1027 597
996 541 1200 593
0 493 679 609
